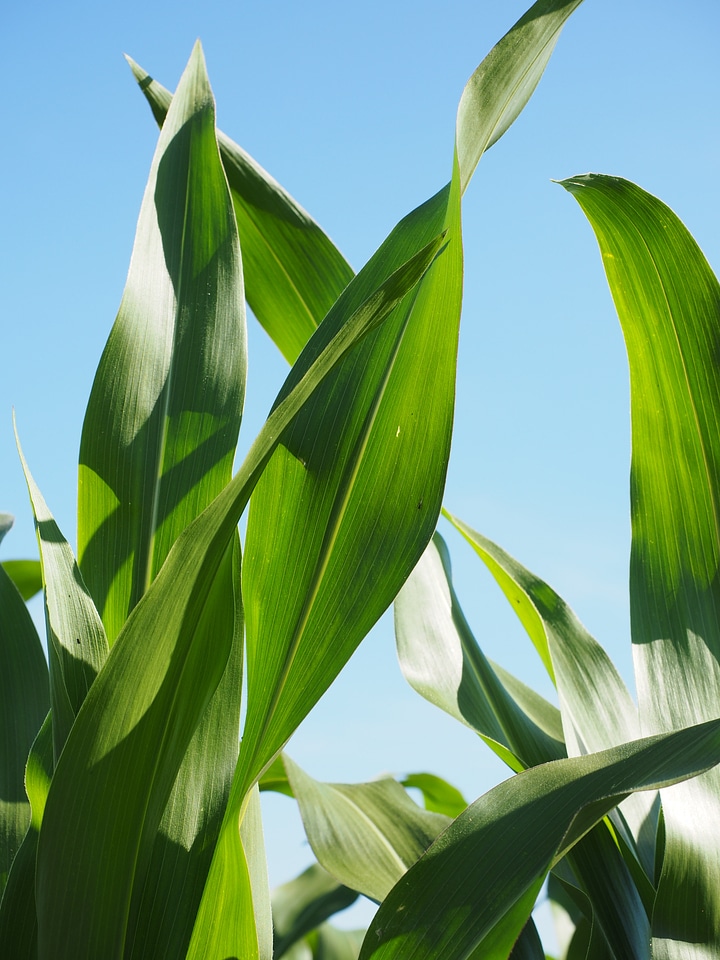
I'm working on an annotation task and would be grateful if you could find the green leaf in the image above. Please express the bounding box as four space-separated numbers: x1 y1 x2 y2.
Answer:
284 755 451 904
0 561 42 601
16 433 108 760
400 772 467 819
239 176 461 806
562 174 720 957
272 863 359 959
0 714 53 958
307 925 366 960
0 514 13 544
33 193 446 960
396 533 565 771
258 753 294 798
74 40 248 959
456 0 585 193
79 51 247 646
0 540 49 899
359 718 720 960
126 55 354 364
442 514 658 876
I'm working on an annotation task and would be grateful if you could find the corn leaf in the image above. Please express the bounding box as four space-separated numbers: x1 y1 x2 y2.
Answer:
396 533 565 770
34 207 446 960
72 41 248 958
0 560 42 601
359 718 720 960
562 173 720 958
399 772 467 819
0 518 49 900
0 714 52 958
272 863 359 959
456 0 585 194
284 755 451 904
305 925 365 960
126 56 354 364
16 436 108 760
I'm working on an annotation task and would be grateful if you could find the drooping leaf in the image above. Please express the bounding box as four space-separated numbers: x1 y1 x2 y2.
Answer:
396 533 565 771
126 55 354 365
0 525 49 899
399 772 467 819
0 714 52 958
34 194 446 960
284 755 451 904
455 0 585 193
272 863 359 959
359 718 720 960
562 173 720 958
0 561 42 601
442 513 657 877
16 433 108 761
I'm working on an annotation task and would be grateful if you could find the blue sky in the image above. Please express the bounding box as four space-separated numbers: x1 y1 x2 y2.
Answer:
3 0 720 939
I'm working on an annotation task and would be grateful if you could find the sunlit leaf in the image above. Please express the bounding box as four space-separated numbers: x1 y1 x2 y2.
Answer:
562 173 720 958
360 718 720 959
0 560 42 601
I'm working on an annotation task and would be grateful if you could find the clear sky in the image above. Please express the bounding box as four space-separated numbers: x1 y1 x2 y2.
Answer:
3 0 720 941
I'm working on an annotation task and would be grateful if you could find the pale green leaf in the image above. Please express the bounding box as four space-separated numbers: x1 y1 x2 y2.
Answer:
126 55 354 364
284 755 451 904
359 718 720 960
562 173 720 957
395 533 565 771
456 0 585 193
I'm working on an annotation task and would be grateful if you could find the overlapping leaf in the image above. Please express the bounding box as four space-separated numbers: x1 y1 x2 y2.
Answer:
284 755 451 903
34 167 445 960
17 436 108 760
0 519 48 899
562 173 720 957
272 863 359 959
359 719 720 960
396 533 565 771
126 55 353 364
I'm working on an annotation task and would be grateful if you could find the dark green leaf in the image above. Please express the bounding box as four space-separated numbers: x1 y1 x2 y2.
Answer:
273 864 358 959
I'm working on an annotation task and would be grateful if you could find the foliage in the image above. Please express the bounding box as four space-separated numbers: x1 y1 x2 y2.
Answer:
1 1 720 958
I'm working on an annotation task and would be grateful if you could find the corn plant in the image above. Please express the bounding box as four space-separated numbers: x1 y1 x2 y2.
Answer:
2 1 720 958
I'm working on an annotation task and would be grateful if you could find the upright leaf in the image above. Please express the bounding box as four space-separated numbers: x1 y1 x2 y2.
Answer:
126 55 354 364
34 210 446 959
17 436 108 760
75 40 248 958
562 173 720 958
